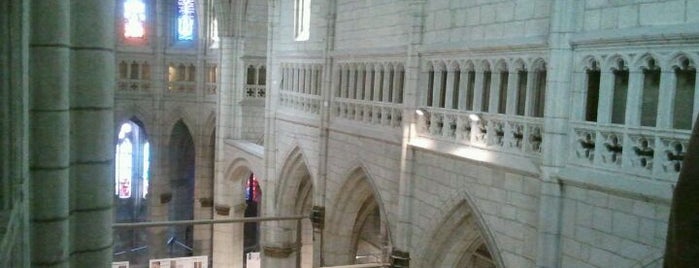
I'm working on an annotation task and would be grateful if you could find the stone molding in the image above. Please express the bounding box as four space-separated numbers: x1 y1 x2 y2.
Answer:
262 245 294 258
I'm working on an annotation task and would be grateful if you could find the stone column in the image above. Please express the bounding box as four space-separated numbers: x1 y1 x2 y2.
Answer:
656 68 677 129
29 1 115 267
536 0 577 267
29 1 72 267
431 66 443 108
489 71 501 114
444 66 455 109
473 68 485 112
625 69 644 126
457 68 469 111
394 1 427 267
69 1 116 266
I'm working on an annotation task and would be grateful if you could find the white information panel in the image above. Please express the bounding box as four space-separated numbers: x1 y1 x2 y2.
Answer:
246 252 261 268
112 261 129 268
149 256 208 268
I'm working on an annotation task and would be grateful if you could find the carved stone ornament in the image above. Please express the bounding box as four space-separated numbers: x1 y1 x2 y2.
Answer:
262 245 294 258
214 204 230 216
198 197 213 207
391 249 410 268
159 192 172 204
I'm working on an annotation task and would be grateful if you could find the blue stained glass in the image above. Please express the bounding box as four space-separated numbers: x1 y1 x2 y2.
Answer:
177 0 196 41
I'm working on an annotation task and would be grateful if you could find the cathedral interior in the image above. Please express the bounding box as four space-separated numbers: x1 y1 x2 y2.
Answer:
2 0 699 267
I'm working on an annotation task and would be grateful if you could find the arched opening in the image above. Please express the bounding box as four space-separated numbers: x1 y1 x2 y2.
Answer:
168 120 195 257
325 168 390 266
276 147 314 267
244 173 262 254
422 200 498 268
113 118 151 265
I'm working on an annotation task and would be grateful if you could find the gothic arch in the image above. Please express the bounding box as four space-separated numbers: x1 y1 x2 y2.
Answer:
579 55 601 72
667 52 696 70
276 146 314 216
115 103 153 136
632 52 663 70
162 106 197 147
324 165 393 266
604 54 630 71
416 190 505 268
220 157 258 208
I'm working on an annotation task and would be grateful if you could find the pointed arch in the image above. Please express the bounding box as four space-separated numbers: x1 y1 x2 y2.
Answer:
276 145 314 213
416 190 505 268
162 106 197 147
325 165 393 266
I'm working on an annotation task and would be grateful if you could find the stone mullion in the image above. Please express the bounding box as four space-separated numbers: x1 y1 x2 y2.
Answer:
373 64 383 124
625 69 644 126
349 65 358 100
382 65 392 125
656 69 676 129
364 65 373 101
393 67 404 104
305 65 312 95
520 68 540 116
29 1 71 267
457 69 468 110
473 69 485 112
301 65 307 96
596 69 615 124
489 71 502 114
431 66 443 107
68 0 115 265
382 65 392 103
506 68 519 115
364 65 374 122
444 67 455 110
571 69 587 121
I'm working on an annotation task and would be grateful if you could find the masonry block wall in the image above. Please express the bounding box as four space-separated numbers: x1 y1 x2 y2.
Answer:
209 0 699 267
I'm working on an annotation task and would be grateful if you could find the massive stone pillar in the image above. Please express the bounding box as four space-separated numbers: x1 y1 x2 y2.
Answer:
29 1 72 266
68 0 116 266
29 1 115 267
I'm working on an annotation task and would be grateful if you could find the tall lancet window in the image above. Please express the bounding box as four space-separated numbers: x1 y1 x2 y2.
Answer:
116 124 134 198
294 0 311 41
177 0 197 41
124 0 146 39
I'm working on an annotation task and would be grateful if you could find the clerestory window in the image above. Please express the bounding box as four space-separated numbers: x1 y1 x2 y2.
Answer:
294 0 311 41
176 0 197 41
123 0 147 39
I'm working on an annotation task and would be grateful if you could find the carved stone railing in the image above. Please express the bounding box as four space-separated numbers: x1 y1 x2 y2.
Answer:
117 78 151 92
417 109 543 158
206 82 217 95
333 98 402 128
279 91 322 114
570 122 689 181
167 80 196 93
245 85 266 99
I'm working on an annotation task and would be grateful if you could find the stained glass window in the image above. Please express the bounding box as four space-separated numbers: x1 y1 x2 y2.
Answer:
142 142 150 199
177 0 196 41
116 124 134 198
124 0 146 39
246 174 262 203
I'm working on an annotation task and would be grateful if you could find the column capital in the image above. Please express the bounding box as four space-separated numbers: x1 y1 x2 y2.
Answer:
262 245 294 258
310 206 325 229
391 249 410 268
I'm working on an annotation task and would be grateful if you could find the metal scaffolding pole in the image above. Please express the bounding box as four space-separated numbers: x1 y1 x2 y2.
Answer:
112 215 307 228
